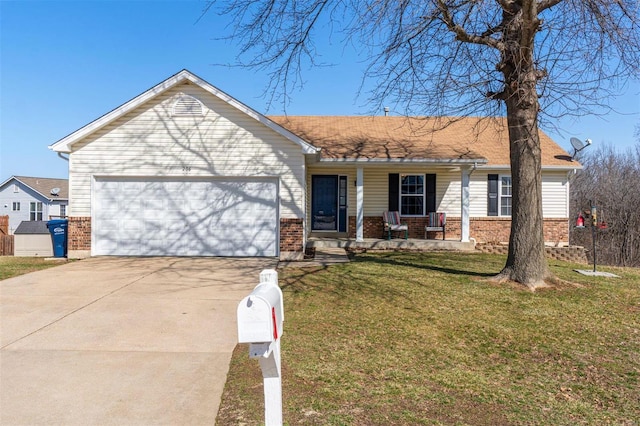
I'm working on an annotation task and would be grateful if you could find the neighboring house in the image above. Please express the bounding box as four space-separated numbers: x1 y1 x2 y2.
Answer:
48 70 579 260
0 176 69 234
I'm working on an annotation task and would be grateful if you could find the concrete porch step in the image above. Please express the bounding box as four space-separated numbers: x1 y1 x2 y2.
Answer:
278 247 350 268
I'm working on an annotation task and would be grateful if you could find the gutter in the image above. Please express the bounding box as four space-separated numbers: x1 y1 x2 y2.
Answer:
318 158 488 165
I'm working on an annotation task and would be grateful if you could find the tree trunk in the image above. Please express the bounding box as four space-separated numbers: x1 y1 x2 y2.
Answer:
492 1 551 289
494 99 550 289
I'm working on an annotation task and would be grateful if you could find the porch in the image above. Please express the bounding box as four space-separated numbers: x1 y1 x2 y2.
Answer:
307 236 476 251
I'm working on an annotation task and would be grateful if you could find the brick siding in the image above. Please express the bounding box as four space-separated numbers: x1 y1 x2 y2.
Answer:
68 217 92 251
67 216 305 257
347 215 569 244
280 218 304 254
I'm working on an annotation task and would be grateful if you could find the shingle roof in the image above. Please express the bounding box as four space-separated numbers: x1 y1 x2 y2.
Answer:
14 221 50 234
13 176 69 200
268 116 575 167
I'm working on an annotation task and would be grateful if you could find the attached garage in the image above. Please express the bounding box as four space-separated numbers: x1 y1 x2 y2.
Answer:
93 177 278 257
49 70 317 259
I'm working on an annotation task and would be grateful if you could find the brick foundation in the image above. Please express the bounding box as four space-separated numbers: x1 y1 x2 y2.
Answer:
347 215 569 244
67 217 92 258
66 216 306 260
279 218 304 260
68 217 92 251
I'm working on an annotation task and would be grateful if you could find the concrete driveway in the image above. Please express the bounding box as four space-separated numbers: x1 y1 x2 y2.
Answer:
0 256 277 425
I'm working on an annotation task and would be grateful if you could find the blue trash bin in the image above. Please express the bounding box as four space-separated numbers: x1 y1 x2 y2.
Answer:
47 219 68 258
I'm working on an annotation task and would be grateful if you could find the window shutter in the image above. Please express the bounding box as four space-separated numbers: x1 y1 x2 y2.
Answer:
388 174 399 211
426 174 436 213
488 174 499 216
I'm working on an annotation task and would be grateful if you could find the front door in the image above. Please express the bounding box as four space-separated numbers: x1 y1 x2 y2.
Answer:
312 175 338 231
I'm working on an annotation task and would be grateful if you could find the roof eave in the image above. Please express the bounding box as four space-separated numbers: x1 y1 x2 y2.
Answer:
318 158 488 165
477 164 583 171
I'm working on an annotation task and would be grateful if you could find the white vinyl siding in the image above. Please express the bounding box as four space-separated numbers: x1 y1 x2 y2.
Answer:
68 82 305 220
305 165 462 223
469 171 569 218
541 172 570 217
304 167 569 223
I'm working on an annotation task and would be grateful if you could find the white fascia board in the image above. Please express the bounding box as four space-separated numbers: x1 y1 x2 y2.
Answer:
49 70 320 155
318 158 489 165
476 164 583 171
49 70 191 153
0 176 16 189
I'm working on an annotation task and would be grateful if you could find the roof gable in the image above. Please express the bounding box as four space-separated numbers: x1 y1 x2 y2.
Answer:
49 70 319 155
0 176 69 200
269 116 577 168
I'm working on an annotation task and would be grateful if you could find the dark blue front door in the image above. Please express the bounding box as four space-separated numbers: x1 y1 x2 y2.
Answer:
312 176 338 231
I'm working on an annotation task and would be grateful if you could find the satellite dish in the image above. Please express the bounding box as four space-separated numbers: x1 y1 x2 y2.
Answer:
569 137 592 160
570 137 585 151
50 187 60 195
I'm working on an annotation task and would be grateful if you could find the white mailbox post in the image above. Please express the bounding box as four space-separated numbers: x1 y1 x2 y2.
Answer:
237 269 284 425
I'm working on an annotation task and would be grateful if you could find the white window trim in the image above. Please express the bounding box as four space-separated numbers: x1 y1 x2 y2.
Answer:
12 202 20 211
400 174 426 217
30 202 43 221
499 175 512 217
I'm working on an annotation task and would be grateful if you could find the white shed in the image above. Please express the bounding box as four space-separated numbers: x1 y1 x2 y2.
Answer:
14 221 53 257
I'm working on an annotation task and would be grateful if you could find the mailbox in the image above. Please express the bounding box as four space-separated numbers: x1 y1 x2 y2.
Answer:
237 280 284 345
237 268 284 426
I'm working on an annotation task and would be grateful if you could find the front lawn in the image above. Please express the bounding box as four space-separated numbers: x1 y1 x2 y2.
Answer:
0 257 64 280
217 252 640 425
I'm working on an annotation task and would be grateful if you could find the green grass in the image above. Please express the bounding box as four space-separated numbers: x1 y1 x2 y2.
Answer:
0 256 65 280
216 252 640 425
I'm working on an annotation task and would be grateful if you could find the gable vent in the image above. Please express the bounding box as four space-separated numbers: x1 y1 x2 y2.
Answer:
172 95 204 116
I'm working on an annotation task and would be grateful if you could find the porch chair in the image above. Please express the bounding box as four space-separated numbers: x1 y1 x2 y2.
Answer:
383 211 408 240
424 212 446 240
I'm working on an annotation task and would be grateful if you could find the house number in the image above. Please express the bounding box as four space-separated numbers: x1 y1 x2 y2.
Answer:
182 166 192 173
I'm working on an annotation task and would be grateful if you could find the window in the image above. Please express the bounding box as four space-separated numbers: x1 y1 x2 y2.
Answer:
488 174 512 216
400 174 424 216
60 204 67 217
500 176 512 216
30 202 43 221
12 202 20 211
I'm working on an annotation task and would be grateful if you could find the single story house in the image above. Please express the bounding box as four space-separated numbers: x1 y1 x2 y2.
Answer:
0 176 69 234
49 70 579 260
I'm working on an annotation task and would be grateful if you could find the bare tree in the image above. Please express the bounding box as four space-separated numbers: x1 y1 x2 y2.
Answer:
205 0 640 289
571 142 640 268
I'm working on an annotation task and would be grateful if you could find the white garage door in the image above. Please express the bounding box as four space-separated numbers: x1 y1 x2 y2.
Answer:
93 178 278 257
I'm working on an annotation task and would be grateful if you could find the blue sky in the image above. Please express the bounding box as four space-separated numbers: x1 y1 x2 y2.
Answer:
1 1 638 180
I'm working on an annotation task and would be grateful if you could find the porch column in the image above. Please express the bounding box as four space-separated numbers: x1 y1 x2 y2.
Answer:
356 167 364 242
461 167 471 242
